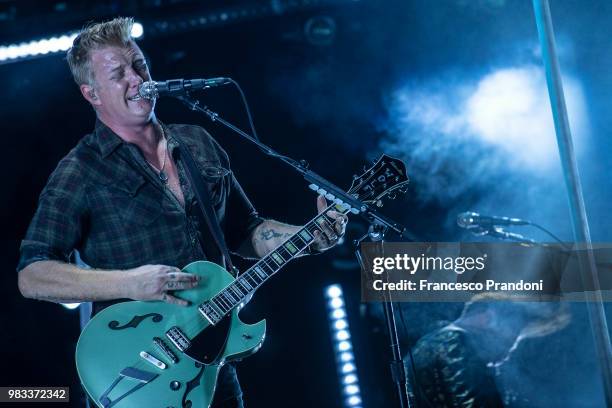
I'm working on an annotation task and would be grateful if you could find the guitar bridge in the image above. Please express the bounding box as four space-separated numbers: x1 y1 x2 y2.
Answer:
165 326 191 352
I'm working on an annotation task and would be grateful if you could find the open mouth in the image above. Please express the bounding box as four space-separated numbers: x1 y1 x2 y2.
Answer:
127 94 143 101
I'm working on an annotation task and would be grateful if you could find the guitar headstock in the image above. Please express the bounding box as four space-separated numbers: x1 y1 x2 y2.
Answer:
348 154 409 206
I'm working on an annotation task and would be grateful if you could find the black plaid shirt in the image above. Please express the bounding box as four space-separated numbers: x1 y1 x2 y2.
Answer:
18 119 263 275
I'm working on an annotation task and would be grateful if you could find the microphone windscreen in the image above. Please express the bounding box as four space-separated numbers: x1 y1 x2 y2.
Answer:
456 212 478 229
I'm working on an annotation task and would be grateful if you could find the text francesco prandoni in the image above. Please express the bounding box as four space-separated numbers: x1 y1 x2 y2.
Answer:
369 253 544 293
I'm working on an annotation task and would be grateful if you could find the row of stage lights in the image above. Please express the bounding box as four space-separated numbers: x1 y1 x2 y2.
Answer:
326 284 363 408
0 23 144 64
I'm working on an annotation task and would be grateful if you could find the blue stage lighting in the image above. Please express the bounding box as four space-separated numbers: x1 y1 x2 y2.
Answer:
329 297 344 309
0 23 144 64
325 284 363 408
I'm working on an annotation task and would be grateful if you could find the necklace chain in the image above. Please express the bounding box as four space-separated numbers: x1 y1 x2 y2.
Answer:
146 126 169 184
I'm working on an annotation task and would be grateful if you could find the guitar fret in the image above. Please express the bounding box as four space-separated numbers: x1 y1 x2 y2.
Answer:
236 278 250 292
216 295 231 311
222 292 234 306
284 241 299 255
270 251 284 266
309 220 322 231
210 299 225 314
315 217 328 232
319 214 336 230
277 246 292 260
291 234 307 248
253 265 268 279
212 298 227 314
244 273 258 287
251 270 264 285
230 284 244 298
260 260 276 274
299 229 315 243
225 290 237 303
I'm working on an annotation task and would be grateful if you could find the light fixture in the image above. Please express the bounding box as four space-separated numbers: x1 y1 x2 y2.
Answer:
0 21 144 64
325 284 363 408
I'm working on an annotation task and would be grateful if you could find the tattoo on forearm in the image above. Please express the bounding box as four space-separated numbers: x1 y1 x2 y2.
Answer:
259 229 293 241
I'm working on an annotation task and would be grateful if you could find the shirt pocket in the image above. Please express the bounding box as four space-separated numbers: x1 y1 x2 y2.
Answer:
101 175 163 226
193 160 230 207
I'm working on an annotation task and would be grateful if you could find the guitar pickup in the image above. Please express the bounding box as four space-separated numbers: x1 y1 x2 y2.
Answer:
153 337 178 364
165 326 191 352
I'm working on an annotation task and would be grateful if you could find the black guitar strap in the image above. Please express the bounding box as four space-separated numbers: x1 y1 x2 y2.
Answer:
175 140 236 276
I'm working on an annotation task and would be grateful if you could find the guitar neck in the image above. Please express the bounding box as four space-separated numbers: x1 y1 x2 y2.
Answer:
199 204 348 321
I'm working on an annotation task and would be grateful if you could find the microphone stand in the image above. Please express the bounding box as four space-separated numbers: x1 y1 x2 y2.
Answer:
174 93 413 407
354 224 416 408
174 94 405 235
466 226 536 244
488 227 536 244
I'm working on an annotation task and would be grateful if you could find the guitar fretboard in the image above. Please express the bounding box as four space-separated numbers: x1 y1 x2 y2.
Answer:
198 205 346 324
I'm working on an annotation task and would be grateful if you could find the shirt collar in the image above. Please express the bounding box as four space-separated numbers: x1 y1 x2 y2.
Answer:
93 119 124 159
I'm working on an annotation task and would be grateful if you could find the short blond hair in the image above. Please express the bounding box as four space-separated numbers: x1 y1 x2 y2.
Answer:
67 17 134 86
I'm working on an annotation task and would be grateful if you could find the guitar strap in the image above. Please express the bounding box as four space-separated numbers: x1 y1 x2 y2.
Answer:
175 139 236 276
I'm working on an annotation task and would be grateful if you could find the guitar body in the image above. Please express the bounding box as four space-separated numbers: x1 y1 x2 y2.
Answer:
76 261 266 408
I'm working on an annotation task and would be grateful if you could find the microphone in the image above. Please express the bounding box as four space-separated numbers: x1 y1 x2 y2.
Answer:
139 78 231 99
457 211 529 229
486 227 536 244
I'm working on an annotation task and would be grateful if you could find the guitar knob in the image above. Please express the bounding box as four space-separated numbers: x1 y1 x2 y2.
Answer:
170 381 181 391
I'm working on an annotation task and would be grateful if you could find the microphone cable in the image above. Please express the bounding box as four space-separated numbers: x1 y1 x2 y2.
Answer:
227 78 260 142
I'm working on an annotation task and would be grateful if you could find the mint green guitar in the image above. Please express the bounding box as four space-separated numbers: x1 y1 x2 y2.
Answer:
76 155 408 408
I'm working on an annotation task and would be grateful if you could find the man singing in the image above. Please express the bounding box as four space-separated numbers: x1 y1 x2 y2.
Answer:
17 17 346 407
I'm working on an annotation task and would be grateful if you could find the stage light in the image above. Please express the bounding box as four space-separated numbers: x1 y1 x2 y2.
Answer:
334 319 348 330
338 341 352 352
388 65 587 174
343 374 358 384
131 22 144 39
336 330 350 341
347 396 362 406
339 352 354 362
61 303 81 310
330 297 344 309
0 23 145 64
464 66 587 169
325 284 363 408
326 285 342 298
332 309 346 319
344 385 360 395
0 33 77 63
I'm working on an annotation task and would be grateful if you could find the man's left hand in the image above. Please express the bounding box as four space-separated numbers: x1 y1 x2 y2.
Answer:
310 195 348 253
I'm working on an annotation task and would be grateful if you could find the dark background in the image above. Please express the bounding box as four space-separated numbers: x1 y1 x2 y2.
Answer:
2 0 612 407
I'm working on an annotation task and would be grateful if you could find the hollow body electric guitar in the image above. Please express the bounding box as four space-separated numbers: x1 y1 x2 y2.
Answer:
76 155 408 408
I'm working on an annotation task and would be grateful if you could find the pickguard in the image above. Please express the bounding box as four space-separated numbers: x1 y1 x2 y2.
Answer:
184 315 231 364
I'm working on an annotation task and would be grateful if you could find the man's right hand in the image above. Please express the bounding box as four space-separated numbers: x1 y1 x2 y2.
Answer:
127 264 202 306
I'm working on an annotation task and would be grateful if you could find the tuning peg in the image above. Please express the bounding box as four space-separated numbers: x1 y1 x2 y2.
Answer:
376 200 383 207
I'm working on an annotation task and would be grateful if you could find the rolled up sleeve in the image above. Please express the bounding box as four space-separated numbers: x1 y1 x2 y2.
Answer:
17 157 86 272
223 173 264 252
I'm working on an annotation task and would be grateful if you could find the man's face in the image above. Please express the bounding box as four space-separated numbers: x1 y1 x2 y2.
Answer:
86 41 155 127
